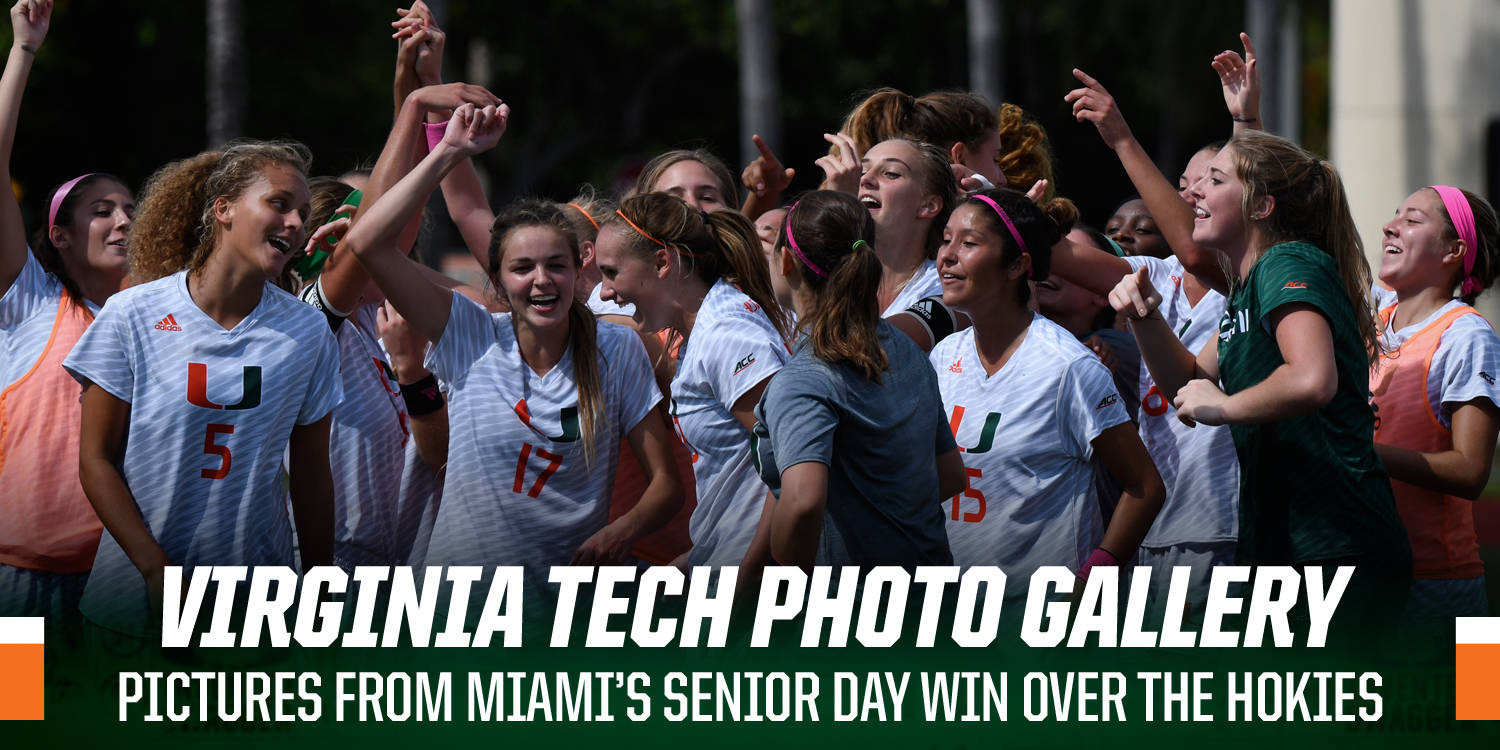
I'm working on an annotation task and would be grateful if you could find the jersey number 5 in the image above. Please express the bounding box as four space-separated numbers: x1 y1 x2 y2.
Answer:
513 442 563 498
201 423 234 480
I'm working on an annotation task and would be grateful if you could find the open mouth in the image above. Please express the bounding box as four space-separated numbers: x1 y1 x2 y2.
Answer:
859 195 881 210
1383 244 1402 255
267 235 293 254
528 294 561 311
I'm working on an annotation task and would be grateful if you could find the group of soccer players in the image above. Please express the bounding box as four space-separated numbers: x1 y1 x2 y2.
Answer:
3 0 1498 642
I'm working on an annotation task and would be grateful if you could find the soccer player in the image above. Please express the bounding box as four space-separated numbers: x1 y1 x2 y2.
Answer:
932 188 1164 596
64 141 343 637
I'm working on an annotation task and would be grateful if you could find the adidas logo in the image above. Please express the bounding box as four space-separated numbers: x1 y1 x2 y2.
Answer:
949 358 963 374
153 314 182 332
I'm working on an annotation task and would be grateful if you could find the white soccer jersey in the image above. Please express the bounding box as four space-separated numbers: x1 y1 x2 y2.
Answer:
324 302 416 569
422 292 660 580
587 281 636 318
930 315 1130 584
669 279 788 566
0 251 99 390
62 271 342 636
1379 298 1500 428
882 259 942 317
1124 255 1239 547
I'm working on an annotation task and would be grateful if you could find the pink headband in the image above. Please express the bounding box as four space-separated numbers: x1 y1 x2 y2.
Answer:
970 193 1031 278
783 201 828 278
48 173 97 231
1431 185 1481 297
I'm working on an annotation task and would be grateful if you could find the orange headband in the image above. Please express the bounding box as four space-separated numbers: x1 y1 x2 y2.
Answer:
567 202 600 232
615 209 667 248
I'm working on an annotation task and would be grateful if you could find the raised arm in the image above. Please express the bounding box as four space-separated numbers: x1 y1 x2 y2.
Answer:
741 134 795 220
1214 32 1262 135
345 103 508 344
0 0 49 293
1065 68 1229 293
317 80 499 314
390 1 442 115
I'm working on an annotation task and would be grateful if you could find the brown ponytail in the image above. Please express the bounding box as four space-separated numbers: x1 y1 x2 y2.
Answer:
783 191 887 380
567 297 602 466
1228 131 1379 366
607 192 792 342
489 199 604 465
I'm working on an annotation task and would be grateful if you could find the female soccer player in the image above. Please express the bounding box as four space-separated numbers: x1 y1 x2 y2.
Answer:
595 191 790 567
1111 131 1412 623
296 79 499 569
1369 185 1500 618
932 188 1164 594
343 103 681 584
754 190 962 568
0 0 129 624
64 141 343 637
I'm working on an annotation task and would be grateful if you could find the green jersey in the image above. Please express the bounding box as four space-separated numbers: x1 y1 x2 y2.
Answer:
1216 242 1409 570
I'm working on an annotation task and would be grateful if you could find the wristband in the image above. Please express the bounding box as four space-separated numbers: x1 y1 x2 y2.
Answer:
1077 547 1120 581
400 373 445 416
423 122 446 153
1231 116 1259 123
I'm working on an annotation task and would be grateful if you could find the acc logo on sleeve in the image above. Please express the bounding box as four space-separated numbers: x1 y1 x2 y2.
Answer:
732 354 757 376
1283 281 1308 289
1096 393 1120 410
0 617 43 720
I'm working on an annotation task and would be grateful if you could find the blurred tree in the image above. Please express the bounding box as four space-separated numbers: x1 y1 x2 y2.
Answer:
206 0 245 147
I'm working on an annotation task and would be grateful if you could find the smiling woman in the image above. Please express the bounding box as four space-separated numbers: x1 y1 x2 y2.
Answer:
0 0 136 634
595 192 789 570
340 104 681 606
931 187 1163 598
1369 185 1500 618
61 140 345 640
1111 130 1411 635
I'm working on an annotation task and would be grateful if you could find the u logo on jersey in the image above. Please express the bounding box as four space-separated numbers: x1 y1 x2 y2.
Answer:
947 405 1002 454
186 362 262 410
513 399 581 442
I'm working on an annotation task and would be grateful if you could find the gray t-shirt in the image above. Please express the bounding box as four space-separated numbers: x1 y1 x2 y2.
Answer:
753 320 955 567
